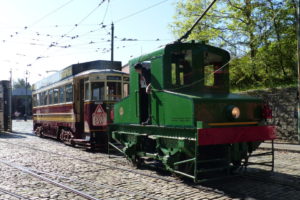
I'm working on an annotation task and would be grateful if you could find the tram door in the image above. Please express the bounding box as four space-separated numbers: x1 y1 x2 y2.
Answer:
74 78 85 135
79 79 84 123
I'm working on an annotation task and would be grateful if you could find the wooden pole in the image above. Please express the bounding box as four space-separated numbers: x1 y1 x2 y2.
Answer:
297 0 300 143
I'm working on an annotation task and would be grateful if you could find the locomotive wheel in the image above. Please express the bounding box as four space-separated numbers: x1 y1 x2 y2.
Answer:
133 156 144 169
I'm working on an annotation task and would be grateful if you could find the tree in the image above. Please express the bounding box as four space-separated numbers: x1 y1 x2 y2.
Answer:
171 0 297 90
13 78 31 90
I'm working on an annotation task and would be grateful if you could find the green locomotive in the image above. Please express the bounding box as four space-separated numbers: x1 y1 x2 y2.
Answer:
109 41 275 182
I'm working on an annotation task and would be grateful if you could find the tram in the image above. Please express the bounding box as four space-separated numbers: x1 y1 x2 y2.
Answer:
32 60 129 149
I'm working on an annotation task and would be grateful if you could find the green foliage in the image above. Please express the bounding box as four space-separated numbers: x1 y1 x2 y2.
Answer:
13 78 31 89
171 0 297 90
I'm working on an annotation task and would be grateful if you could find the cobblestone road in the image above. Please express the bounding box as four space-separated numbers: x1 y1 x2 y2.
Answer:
0 120 299 200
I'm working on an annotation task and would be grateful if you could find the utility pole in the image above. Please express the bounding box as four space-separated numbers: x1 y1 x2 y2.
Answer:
297 0 300 144
111 23 114 63
24 70 28 121
9 69 12 131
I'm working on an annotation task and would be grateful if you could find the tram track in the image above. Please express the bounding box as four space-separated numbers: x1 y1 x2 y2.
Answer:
1 134 299 200
0 159 101 200
0 187 30 200
0 138 298 185
0 139 179 183
0 159 165 200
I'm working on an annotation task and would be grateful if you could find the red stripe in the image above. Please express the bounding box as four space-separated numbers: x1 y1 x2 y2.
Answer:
198 126 276 146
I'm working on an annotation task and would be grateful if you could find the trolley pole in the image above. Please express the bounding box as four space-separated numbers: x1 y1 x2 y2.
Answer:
297 0 300 144
111 22 114 63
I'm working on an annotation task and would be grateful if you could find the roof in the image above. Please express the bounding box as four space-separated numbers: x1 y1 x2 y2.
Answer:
75 69 128 78
33 60 122 90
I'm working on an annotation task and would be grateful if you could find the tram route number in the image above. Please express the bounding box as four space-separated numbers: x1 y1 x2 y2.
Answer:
92 104 107 126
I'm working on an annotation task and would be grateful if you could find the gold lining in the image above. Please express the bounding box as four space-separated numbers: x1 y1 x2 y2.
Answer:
33 115 76 123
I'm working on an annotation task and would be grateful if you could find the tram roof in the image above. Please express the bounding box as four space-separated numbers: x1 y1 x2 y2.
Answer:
33 60 122 91
75 69 128 78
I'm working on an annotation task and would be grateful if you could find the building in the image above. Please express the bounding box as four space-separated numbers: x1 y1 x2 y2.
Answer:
12 88 32 119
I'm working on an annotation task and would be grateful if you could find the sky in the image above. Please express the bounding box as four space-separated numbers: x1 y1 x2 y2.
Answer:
0 0 178 84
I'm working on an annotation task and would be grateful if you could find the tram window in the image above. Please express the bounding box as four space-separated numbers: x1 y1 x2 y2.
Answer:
40 92 44 105
123 83 129 97
59 86 65 103
48 89 53 104
107 82 121 100
36 93 40 106
53 88 59 104
91 82 104 101
65 84 73 102
107 76 121 80
84 82 90 100
43 91 48 105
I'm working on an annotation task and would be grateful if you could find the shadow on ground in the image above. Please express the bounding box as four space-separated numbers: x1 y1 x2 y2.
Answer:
0 132 27 139
188 169 300 200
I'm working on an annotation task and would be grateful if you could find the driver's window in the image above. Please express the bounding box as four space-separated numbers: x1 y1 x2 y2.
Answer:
91 82 104 101
171 50 193 87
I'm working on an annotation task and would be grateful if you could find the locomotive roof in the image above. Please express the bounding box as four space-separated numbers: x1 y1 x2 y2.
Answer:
129 42 230 67
33 60 122 91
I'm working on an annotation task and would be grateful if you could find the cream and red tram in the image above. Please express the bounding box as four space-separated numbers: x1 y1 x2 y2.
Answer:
32 60 129 149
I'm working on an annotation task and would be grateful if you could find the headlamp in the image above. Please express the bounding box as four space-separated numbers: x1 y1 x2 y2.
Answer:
231 106 240 119
226 105 240 120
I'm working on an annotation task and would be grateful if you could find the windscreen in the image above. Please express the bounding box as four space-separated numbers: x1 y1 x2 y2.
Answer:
169 49 229 92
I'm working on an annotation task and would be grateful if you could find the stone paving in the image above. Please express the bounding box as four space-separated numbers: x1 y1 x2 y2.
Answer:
0 120 298 200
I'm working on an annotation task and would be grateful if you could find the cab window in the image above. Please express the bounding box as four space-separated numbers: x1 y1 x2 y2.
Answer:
170 50 193 87
123 82 129 97
85 82 90 100
203 51 228 90
91 82 104 101
107 82 121 100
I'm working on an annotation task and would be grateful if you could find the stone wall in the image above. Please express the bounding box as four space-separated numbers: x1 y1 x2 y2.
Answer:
241 87 298 142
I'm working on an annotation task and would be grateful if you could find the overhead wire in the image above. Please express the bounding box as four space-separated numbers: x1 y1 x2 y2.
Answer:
29 0 108 65
114 0 170 23
3 0 174 77
29 0 76 28
2 0 76 43
101 0 110 24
